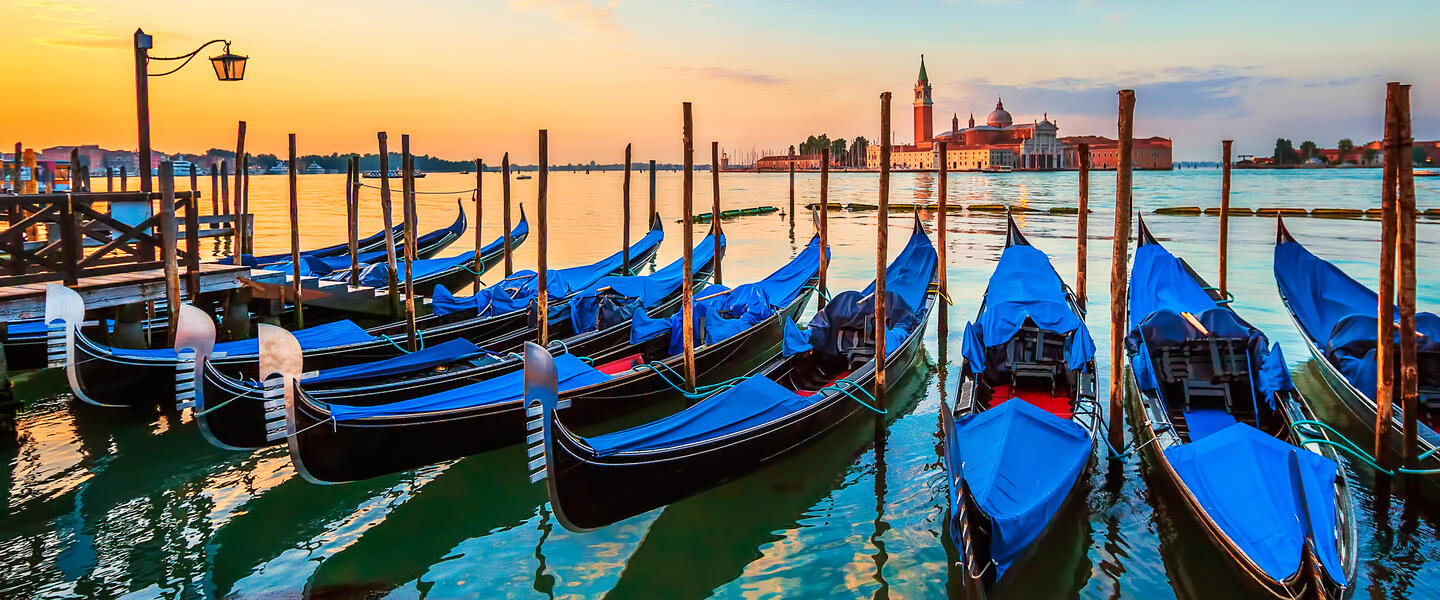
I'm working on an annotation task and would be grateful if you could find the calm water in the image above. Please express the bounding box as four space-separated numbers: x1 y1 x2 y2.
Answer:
4 168 1439 599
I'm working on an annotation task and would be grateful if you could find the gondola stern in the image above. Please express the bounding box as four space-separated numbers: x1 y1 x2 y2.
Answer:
258 324 308 476
1136 213 1157 246
1275 214 1297 246
521 342 593 531
43 283 83 370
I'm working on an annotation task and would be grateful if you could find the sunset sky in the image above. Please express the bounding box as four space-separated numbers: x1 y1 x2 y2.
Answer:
2 0 1436 163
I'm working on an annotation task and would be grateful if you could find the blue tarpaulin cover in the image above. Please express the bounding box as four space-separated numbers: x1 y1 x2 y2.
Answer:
302 338 485 386
961 244 1095 373
584 375 819 457
432 222 661 317
782 318 812 356
1275 238 1440 399
328 353 610 421
948 397 1090 580
1164 423 1346 585
570 230 725 333
1125 240 1291 405
628 237 822 351
111 319 376 359
862 225 938 315
323 208 510 285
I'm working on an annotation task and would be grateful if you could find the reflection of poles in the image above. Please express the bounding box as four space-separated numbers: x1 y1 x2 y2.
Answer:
875 92 891 403
1376 84 1399 469
287 134 304 329
870 423 891 598
1107 90 1136 455
1394 84 1419 470
681 103 697 392
1218 140 1232 297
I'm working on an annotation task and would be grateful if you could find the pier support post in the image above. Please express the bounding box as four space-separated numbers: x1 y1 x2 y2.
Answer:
1219 140 1232 297
1108 89 1136 456
876 92 891 404
1377 83 1400 469
1077 143 1089 309
222 289 251 341
681 104 697 392
112 303 145 348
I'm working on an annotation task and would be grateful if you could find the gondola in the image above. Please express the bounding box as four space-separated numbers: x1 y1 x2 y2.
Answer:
1273 218 1440 482
47 214 592 410
273 231 743 483
1125 217 1357 599
530 215 937 531
222 219 401 267
320 204 528 295
942 216 1100 596
187 223 675 451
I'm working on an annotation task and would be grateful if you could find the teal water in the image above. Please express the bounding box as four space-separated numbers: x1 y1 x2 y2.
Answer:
3 168 1438 598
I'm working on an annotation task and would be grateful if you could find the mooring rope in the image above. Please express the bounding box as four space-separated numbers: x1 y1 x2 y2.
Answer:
1290 419 1440 476
820 378 886 414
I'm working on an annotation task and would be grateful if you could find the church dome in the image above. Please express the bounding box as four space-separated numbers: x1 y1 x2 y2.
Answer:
986 98 1013 128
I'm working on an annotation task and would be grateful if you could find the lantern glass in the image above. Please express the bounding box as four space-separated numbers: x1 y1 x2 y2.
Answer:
210 52 247 81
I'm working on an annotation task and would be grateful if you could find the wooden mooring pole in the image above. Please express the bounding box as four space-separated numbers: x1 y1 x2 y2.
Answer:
937 140 948 330
1077 143 1089 309
876 92 891 401
819 147 830 309
185 164 200 301
209 162 219 228
120 165 127 192
287 134 305 329
788 145 796 220
681 103 697 392
1219 140 1233 297
402 136 418 351
346 157 360 287
503 152 513 276
377 132 401 319
1108 89 1136 454
623 144 632 268
649 159 657 223
233 121 246 259
537 131 550 346
1376 83 1399 468
1396 84 1420 469
711 141 723 286
159 162 180 345
473 158 484 289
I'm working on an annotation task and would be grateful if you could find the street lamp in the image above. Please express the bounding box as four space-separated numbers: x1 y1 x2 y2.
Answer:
133 28 247 193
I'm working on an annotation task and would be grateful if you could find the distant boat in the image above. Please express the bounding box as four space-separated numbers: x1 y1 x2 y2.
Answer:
516 173 533 180
982 165 1014 173
360 169 424 179
1417 170 1439 177
267 163 288 175
166 160 195 176
412 171 427 179
305 163 325 175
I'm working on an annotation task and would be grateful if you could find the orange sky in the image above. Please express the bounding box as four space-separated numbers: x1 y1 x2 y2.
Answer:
2 0 1436 162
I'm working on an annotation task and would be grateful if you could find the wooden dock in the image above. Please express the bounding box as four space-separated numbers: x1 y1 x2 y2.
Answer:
0 263 282 321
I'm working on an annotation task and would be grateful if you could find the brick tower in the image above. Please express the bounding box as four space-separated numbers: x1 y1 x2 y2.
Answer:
914 55 934 149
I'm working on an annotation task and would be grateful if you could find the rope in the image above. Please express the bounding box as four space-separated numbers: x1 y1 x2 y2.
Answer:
358 182 477 195
629 362 746 399
192 389 249 416
288 416 335 438
1290 419 1440 476
800 285 831 302
379 328 425 353
820 378 886 414
1201 286 1235 305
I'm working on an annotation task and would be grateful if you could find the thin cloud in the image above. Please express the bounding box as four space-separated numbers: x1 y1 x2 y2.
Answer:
33 26 129 50
946 66 1280 120
508 0 630 40
676 66 787 87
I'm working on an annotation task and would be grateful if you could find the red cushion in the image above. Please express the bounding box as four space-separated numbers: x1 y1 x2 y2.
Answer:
597 354 645 375
989 384 1073 419
797 371 853 397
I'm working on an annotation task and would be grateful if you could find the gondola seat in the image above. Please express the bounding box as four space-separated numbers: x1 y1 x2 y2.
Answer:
988 385 1072 419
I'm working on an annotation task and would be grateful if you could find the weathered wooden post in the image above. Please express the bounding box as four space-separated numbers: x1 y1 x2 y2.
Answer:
819 147 830 309
503 152 513 276
287 134 305 329
1108 89 1137 454
242 157 252 255
401 136 418 350
937 140 948 332
537 130 550 346
1219 140 1233 297
1077 143 1089 309
350 156 362 285
233 121 246 260
711 141 723 286
377 132 401 319
185 163 200 300
105 167 113 192
207 162 219 217
158 162 181 345
120 165 128 192
1376 83 1400 468
623 144 632 268
789 144 796 220
473 158 484 288
1395 84 1420 469
218 160 229 221
875 93 891 402
681 103 698 391
649 159 657 222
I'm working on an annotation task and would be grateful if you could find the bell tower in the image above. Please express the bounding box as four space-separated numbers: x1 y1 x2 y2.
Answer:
914 55 933 148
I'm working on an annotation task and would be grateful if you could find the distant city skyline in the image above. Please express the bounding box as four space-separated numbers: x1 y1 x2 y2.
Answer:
2 0 1435 163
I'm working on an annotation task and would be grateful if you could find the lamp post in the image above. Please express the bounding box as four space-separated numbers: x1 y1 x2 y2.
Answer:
133 28 247 193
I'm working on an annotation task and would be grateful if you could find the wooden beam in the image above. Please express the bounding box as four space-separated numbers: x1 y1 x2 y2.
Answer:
1108 89 1136 454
